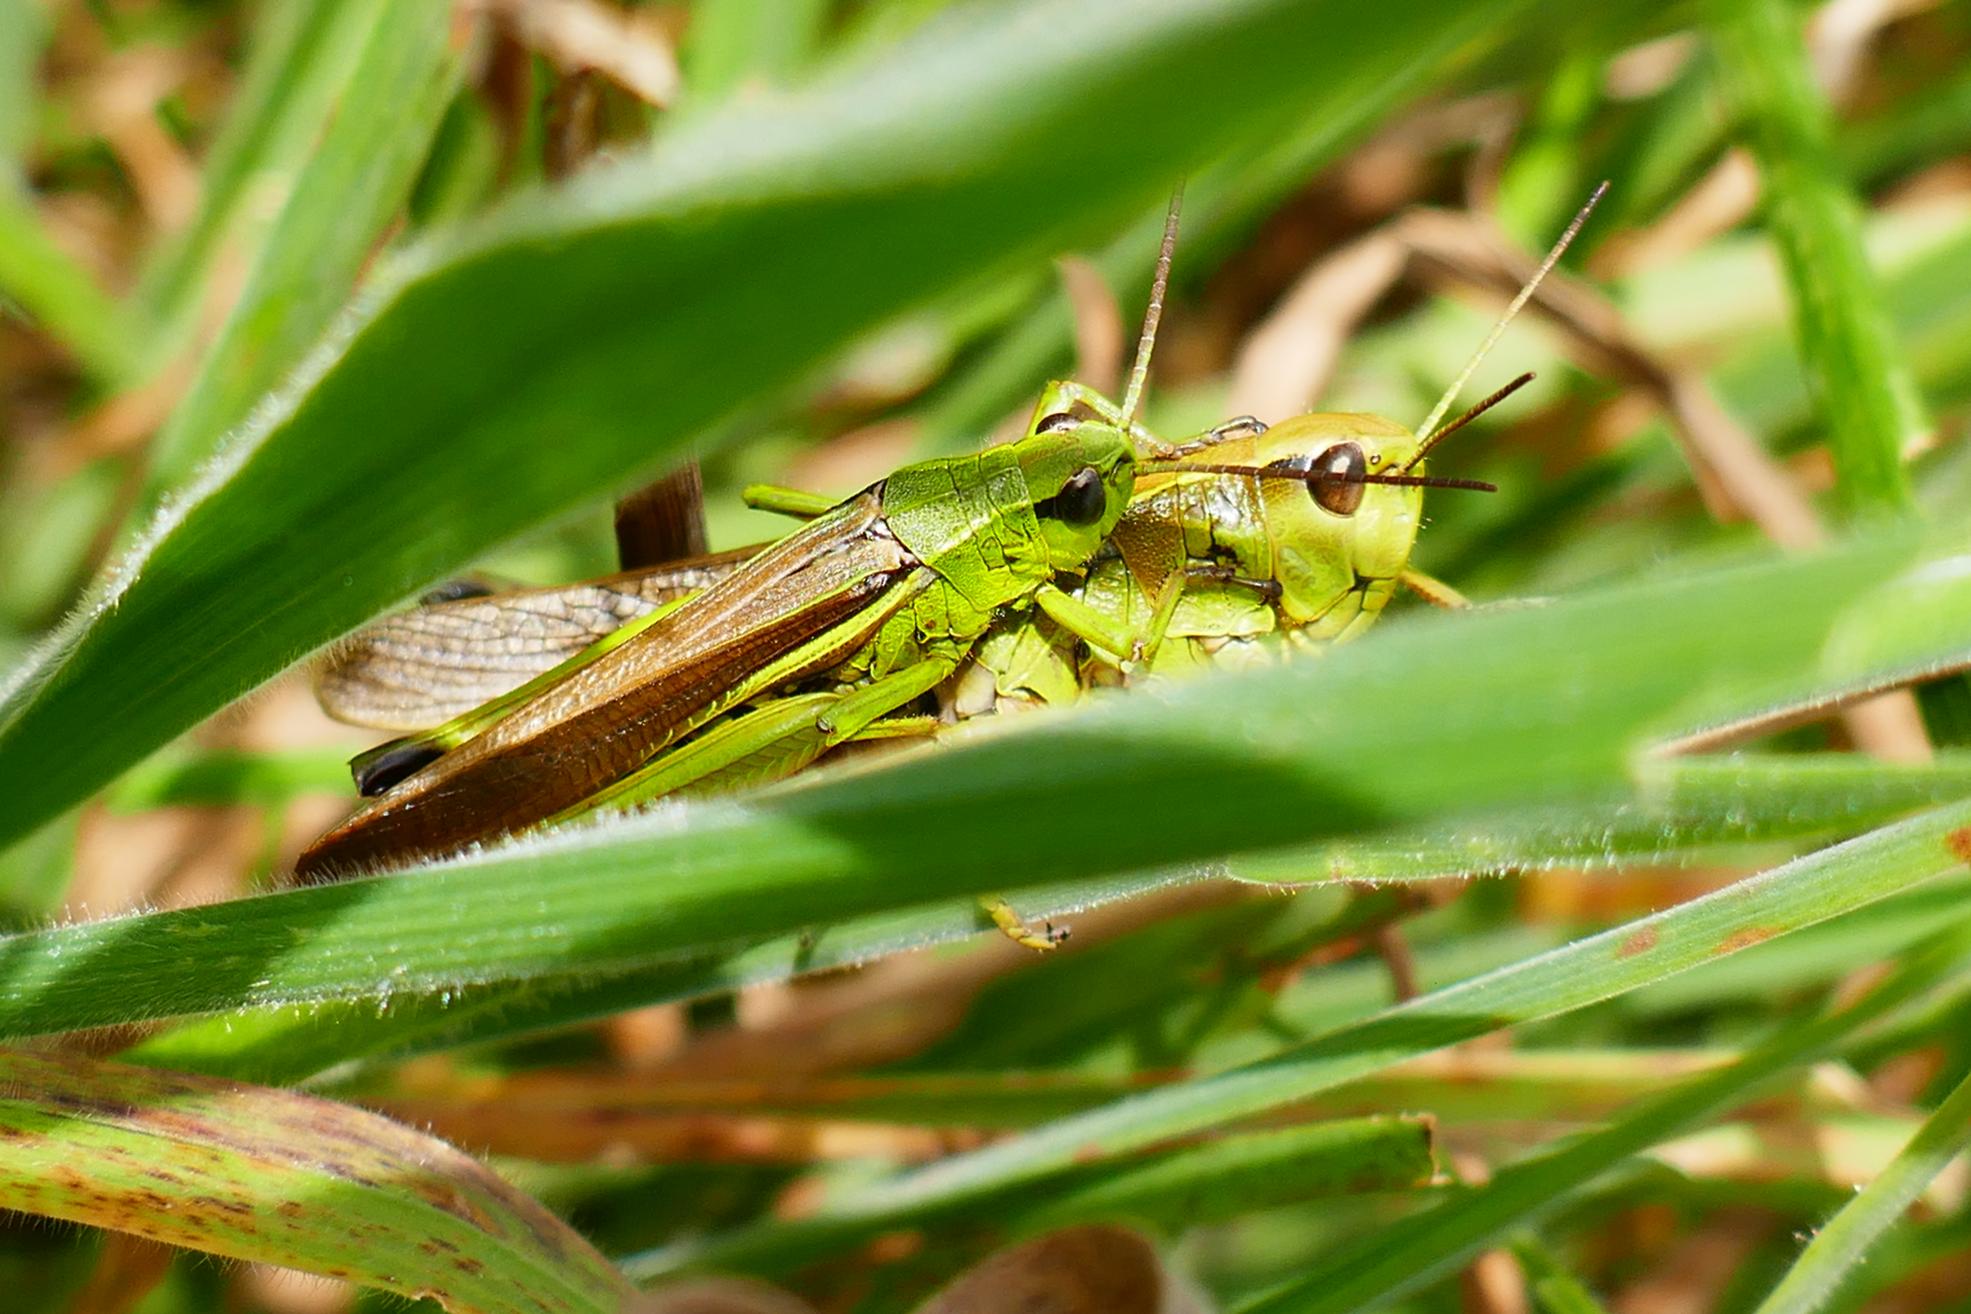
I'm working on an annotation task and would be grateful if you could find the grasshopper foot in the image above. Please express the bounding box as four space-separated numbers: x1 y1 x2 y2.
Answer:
981 896 1068 952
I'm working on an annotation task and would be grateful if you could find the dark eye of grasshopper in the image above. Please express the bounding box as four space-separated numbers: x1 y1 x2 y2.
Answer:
1269 442 1368 517
1033 411 1078 434
1039 465 1108 526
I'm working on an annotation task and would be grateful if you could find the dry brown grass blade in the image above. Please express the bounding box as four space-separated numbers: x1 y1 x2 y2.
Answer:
1226 229 1404 421
473 0 679 108
909 1226 1206 1314
82 46 201 231
62 1234 175 1314
638 882 1244 1082
372 1091 983 1165
632 1278 818 1314
1056 256 1125 398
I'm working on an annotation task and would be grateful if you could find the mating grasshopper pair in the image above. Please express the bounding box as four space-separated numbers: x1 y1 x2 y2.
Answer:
300 192 1597 946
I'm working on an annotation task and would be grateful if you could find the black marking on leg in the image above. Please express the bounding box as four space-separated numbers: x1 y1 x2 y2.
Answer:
353 741 446 796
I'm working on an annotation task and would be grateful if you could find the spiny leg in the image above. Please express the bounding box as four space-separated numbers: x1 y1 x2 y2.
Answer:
1168 415 1270 456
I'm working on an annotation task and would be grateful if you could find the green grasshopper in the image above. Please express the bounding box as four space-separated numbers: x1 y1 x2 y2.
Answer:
950 186 1605 723
297 199 1204 880
296 413 1143 878
944 382 1511 722
305 191 1593 942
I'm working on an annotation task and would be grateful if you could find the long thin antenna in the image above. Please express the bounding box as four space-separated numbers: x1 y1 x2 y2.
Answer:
1119 185 1185 430
1409 180 1609 456
1144 461 1498 494
1405 371 1535 470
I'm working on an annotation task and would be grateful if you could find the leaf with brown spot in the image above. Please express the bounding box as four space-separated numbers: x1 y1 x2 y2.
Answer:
0 1049 635 1314
1619 927 1659 958
1713 926 1779 955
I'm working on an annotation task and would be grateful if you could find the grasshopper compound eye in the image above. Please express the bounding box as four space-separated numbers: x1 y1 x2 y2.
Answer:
1048 465 1109 525
1267 442 1367 517
1311 442 1368 516
1033 411 1078 434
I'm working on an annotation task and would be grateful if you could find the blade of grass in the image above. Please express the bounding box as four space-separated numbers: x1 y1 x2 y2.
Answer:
105 745 353 811
140 4 472 499
0 0 1542 849
0 1048 635 1312
135 744 1971 1087
0 0 44 166
1838 60 1971 190
623 785 1971 1279
133 0 394 358
2 525 1966 1040
1241 751 1971 882
0 180 140 384
683 0 832 101
1709 0 1927 518
1014 1117 1437 1232
1749 1059 1971 1314
1230 929 1971 1314
1622 876 1971 1017
1513 1237 1614 1314
123 869 1192 1084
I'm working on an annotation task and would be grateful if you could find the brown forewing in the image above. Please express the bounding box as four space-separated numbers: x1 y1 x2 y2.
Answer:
297 493 914 878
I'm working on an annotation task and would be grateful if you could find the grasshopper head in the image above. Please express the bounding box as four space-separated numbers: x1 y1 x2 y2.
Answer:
1252 412 1423 627
1017 420 1137 573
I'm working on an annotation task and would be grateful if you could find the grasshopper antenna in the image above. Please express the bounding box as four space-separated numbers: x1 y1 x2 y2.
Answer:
1413 371 1536 461
1119 184 1184 432
1405 180 1609 470
1145 460 1498 494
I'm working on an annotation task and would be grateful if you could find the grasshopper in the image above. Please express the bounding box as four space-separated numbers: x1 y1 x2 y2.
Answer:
304 190 1596 944
296 410 1141 878
952 186 1606 721
298 199 1199 880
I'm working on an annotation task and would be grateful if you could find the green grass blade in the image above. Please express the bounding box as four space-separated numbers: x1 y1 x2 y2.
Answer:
3 526 1969 1040
684 0 831 100
1242 752 1971 881
105 745 353 811
0 0 44 167
0 180 140 384
629 796 1971 1278
0 0 1530 849
149 739 1971 1079
1015 1118 1437 1233
133 0 391 352
1749 1059 1971 1314
140 3 470 497
0 1049 636 1312
1709 0 1927 518
1230 930 1971 1314
1513 1237 1615 1314
125 870 1188 1083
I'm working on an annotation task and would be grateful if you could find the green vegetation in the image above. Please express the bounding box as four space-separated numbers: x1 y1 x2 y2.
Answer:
3 1 1971 1310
